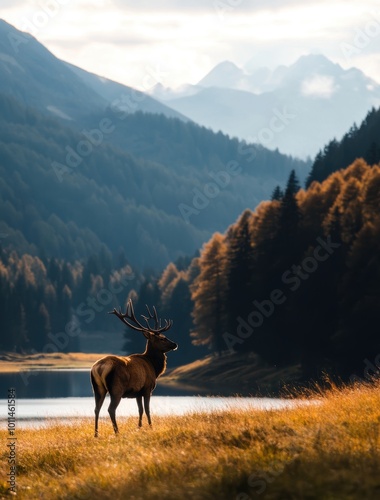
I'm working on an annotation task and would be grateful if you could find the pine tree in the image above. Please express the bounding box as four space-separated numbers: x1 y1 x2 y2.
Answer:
277 169 302 257
190 233 227 354
224 210 255 343
271 185 283 201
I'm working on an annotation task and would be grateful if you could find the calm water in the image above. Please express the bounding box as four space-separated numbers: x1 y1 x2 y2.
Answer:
0 370 306 427
0 369 201 398
0 369 99 398
0 396 302 428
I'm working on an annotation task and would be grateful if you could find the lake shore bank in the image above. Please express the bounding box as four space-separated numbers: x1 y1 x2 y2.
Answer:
0 351 302 397
0 352 106 372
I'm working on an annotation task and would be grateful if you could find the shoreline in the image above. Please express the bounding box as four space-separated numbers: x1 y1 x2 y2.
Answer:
0 351 302 397
0 352 106 373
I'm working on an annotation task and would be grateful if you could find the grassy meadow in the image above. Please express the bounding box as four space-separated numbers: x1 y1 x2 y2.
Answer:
2 382 380 499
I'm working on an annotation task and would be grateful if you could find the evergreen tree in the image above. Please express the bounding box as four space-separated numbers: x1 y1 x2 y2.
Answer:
271 185 283 201
190 233 227 354
166 276 207 366
224 210 255 345
277 169 302 258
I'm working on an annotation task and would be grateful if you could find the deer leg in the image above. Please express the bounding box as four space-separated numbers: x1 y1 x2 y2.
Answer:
108 394 122 434
136 395 144 427
143 394 152 426
94 390 106 437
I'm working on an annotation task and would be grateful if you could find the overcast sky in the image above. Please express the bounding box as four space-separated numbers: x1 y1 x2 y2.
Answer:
2 0 380 90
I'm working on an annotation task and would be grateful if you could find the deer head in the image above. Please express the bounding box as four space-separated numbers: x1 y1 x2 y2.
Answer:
110 298 177 352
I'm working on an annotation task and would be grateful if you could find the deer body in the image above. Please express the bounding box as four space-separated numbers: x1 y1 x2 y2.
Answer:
91 300 177 436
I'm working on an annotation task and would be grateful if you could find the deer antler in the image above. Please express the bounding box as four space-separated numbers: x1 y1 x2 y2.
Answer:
142 304 173 332
110 299 173 334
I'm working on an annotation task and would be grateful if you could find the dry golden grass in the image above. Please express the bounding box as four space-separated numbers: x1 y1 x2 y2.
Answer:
1 382 380 499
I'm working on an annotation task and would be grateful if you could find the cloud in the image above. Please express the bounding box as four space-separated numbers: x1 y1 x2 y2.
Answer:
1 0 380 88
0 0 24 6
108 0 336 12
301 75 339 98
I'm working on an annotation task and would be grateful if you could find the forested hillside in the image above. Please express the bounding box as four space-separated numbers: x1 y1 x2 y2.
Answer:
141 159 380 379
0 93 204 268
0 26 309 357
0 92 306 268
0 19 309 267
306 107 380 186
0 248 136 353
2 17 377 375
2 92 379 371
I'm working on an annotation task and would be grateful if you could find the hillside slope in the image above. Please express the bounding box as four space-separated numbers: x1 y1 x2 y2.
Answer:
0 19 182 123
163 354 301 395
66 62 187 121
306 106 380 186
0 92 308 269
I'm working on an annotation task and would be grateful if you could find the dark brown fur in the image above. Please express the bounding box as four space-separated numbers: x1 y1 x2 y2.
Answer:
91 332 177 436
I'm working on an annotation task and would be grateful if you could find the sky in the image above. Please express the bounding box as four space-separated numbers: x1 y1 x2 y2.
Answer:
2 0 380 91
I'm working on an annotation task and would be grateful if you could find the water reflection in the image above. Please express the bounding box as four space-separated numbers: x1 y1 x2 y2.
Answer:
0 370 93 398
0 370 187 398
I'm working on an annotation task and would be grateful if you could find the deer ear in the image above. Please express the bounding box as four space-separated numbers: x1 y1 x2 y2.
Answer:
143 330 151 340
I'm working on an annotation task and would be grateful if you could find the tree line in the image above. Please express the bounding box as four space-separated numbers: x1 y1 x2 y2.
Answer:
3 158 380 379
0 246 136 353
306 107 380 187
0 92 308 271
137 160 380 379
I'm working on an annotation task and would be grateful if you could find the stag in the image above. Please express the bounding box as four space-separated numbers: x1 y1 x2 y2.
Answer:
91 299 177 437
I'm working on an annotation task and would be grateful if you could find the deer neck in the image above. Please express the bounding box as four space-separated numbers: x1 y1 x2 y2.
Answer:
144 342 167 378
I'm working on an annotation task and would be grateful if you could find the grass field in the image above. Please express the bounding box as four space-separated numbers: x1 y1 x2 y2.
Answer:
1 382 380 499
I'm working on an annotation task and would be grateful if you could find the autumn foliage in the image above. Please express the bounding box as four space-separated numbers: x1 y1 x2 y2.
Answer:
156 159 380 380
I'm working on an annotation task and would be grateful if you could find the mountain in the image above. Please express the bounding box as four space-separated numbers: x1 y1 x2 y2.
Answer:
0 19 184 123
65 62 187 121
0 20 104 121
150 55 380 158
0 91 309 269
197 60 275 93
0 22 310 271
197 61 246 90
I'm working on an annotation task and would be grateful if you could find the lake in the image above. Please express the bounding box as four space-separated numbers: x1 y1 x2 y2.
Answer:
1 396 303 428
0 369 306 427
0 369 201 398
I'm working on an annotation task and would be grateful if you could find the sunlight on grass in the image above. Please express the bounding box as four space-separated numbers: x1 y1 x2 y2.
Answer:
2 382 380 499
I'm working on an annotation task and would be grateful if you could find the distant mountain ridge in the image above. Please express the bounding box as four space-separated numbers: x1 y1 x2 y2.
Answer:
0 19 185 124
65 62 188 122
0 21 310 269
197 55 364 94
150 54 380 158
0 19 104 121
